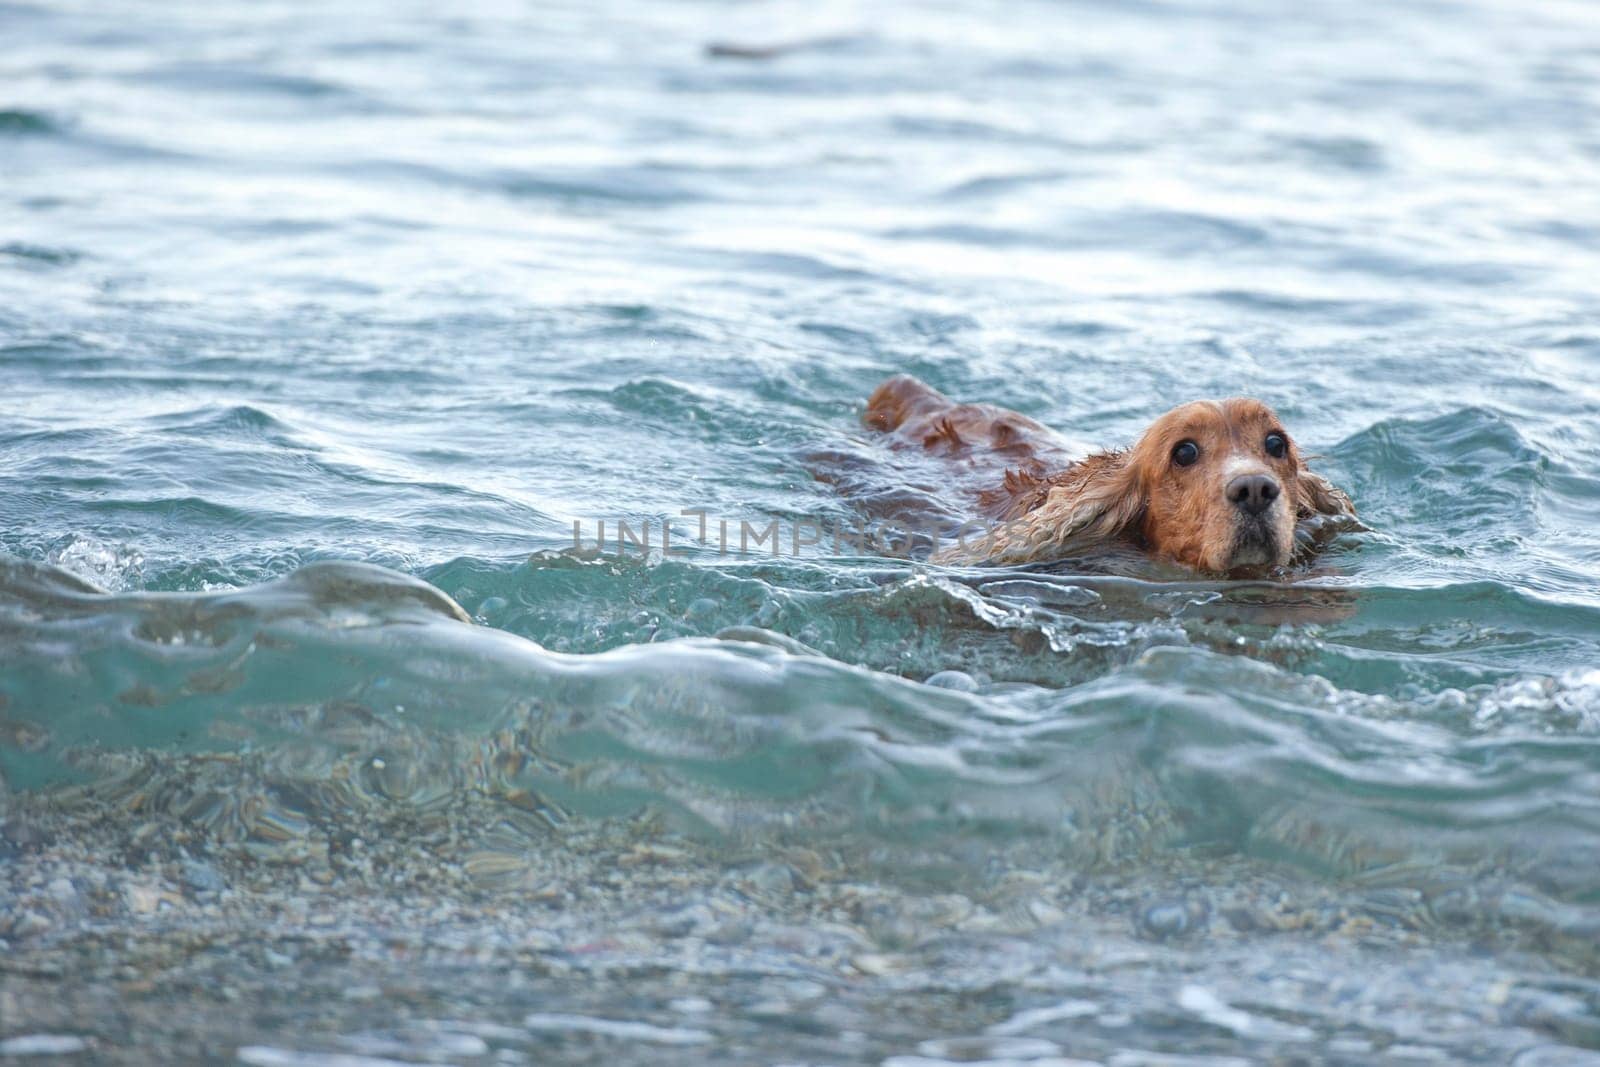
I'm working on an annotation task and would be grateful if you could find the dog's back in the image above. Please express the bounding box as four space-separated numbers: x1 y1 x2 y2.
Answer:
863 375 1081 520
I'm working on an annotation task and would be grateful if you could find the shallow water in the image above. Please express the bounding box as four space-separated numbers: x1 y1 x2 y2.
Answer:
5 0 1600 1063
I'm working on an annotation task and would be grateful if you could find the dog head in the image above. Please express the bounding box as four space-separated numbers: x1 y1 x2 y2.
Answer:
963 398 1354 574
1118 398 1348 573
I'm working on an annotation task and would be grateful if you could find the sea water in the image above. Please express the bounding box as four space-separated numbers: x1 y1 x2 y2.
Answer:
4 0 1600 1062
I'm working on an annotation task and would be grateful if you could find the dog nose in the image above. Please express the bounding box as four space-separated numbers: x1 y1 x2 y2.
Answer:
1227 473 1280 516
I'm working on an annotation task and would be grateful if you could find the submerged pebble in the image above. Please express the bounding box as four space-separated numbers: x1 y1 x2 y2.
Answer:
1136 897 1210 941
0 1035 89 1056
522 1013 713 1045
924 670 980 692
181 860 226 896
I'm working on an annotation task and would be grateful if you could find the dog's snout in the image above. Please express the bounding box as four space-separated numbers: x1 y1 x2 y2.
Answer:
1227 473 1280 516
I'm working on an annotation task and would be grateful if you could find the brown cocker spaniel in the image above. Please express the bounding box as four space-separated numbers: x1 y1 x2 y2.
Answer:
864 375 1356 574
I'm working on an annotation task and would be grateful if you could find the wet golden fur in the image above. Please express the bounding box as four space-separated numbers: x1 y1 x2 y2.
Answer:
863 375 1355 573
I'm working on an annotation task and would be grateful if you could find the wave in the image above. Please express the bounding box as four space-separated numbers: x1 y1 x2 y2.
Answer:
5 557 1600 940
0 108 58 135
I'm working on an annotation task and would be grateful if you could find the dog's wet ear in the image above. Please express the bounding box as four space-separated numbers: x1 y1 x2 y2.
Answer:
1058 449 1147 543
935 448 1145 565
1295 469 1356 519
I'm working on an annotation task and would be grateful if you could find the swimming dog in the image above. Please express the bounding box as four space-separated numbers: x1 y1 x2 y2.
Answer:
863 375 1355 574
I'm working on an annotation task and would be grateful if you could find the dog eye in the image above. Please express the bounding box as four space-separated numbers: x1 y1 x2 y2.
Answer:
1264 432 1288 459
1171 440 1200 467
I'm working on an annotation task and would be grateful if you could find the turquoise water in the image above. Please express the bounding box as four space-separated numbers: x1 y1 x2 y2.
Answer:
5 0 1600 1063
